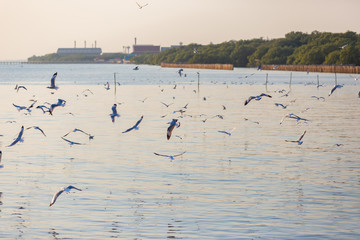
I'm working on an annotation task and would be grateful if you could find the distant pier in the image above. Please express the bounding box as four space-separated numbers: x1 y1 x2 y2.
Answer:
0 61 27 65
161 63 234 70
262 64 360 74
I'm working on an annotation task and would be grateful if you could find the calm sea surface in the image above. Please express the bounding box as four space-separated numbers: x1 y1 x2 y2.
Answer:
0 64 360 239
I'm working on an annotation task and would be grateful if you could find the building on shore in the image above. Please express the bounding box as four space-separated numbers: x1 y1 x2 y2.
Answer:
132 45 160 55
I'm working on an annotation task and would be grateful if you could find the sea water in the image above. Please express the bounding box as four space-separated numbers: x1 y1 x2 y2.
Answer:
0 64 359 239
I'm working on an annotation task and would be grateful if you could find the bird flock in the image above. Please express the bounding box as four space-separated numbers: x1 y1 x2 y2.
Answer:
1 68 358 208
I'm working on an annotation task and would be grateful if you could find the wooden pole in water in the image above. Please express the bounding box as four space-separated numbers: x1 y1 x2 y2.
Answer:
334 71 338 85
317 75 319 88
113 72 117 95
265 73 268 92
197 72 200 93
289 72 292 88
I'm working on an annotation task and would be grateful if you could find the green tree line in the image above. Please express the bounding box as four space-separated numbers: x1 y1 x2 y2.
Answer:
133 31 360 67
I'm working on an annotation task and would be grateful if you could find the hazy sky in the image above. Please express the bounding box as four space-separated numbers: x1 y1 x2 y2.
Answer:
1 0 360 60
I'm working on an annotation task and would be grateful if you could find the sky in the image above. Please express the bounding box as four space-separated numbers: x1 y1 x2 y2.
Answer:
1 0 360 60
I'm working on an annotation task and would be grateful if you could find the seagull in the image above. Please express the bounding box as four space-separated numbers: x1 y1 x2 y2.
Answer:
61 137 83 146
218 128 236 136
136 2 148 9
49 185 82 206
15 85 27 92
244 93 272 106
82 89 94 95
274 103 288 109
154 151 186 161
36 105 50 114
328 84 343 96
340 44 348 49
49 99 66 115
13 103 32 113
104 82 110 90
161 102 173 108
110 104 120 123
63 128 94 140
311 96 325 101
349 75 359 81
48 72 57 89
26 126 46 136
285 130 307 145
133 66 139 70
178 69 183 77
122 116 144 133
139 97 148 103
167 119 180 140
7 126 24 147
280 113 309 124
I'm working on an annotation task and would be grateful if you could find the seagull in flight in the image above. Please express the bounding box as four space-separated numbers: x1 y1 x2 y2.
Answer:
285 130 307 145
7 126 24 147
48 72 58 89
15 85 27 92
110 104 120 123
122 116 144 133
161 102 173 108
49 185 82 206
328 84 343 96
274 103 288 109
218 128 236 136
244 93 272 105
350 75 359 81
63 128 94 140
26 126 46 136
167 119 180 140
49 99 66 115
154 151 186 161
61 137 83 146
311 96 325 101
280 113 309 124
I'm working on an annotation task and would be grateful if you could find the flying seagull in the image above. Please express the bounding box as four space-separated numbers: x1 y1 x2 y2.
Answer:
274 103 288 109
110 104 120 123
49 185 82 206
285 130 307 145
218 128 236 136
154 151 186 161
244 93 272 105
48 72 58 89
311 96 325 101
161 102 173 108
280 113 309 124
61 137 83 146
15 85 27 92
350 75 359 81
63 128 94 140
122 115 144 133
328 84 343 96
13 103 32 113
7 126 24 147
167 119 180 140
26 126 46 137
49 99 66 115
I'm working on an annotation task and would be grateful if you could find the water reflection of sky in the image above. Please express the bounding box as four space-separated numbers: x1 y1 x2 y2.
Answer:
0 65 360 239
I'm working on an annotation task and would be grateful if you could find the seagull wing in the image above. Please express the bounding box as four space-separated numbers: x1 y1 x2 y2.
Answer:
61 137 81 145
172 151 186 157
154 152 171 158
260 93 272 98
298 130 306 142
7 126 24 147
167 124 175 140
244 96 254 106
34 126 46 136
49 189 64 206
65 185 82 192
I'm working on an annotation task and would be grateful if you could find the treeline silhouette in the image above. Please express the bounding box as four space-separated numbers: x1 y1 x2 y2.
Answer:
133 31 360 67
